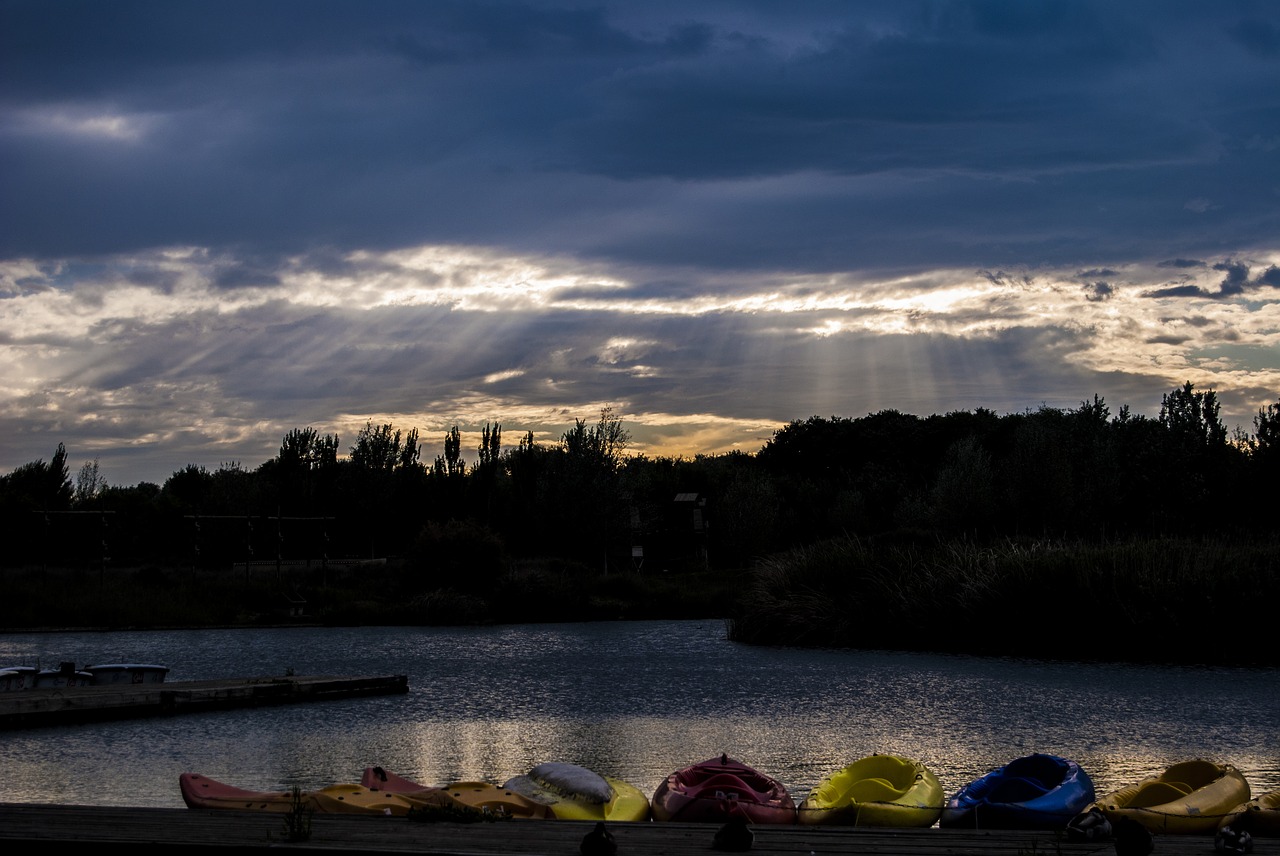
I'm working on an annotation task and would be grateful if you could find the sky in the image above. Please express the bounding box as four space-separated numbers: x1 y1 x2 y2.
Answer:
2 0 1279 488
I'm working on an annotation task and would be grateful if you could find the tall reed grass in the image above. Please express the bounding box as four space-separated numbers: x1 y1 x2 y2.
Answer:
726 535 1280 665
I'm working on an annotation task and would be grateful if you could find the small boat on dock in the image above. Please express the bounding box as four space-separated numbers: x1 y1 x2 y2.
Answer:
33 662 94 688
84 663 169 685
0 667 38 692
0 662 167 690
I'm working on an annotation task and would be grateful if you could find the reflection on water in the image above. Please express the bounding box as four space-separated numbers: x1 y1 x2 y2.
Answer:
1 620 1277 809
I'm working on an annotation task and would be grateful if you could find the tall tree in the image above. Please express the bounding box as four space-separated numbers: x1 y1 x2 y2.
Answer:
561 407 631 469
1252 398 1280 464
1159 381 1227 449
0 443 74 511
74 458 107 506
350 422 408 471
279 427 339 470
432 426 466 477
478 422 502 470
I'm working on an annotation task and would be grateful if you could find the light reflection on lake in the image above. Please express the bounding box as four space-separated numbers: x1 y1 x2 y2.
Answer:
1 620 1276 809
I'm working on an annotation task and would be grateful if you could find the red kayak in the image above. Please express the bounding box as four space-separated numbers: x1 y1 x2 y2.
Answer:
360 766 430 794
651 754 796 824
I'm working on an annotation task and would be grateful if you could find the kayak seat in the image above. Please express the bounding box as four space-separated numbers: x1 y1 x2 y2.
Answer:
689 774 760 801
844 777 905 803
1128 781 1193 808
1162 760 1219 788
988 776 1051 803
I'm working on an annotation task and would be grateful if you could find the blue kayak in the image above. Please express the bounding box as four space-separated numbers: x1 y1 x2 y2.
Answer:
940 753 1095 830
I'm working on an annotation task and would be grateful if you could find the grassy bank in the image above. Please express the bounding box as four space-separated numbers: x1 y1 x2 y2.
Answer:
726 535 1280 666
7 536 1277 669
0 559 743 632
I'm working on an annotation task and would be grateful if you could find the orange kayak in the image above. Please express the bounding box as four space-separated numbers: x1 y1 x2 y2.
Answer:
360 767 554 819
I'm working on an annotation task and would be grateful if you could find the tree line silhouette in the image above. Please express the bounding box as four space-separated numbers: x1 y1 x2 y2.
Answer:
3 383 1278 575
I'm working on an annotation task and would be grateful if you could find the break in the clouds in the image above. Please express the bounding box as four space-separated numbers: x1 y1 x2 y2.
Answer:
2 1 1278 485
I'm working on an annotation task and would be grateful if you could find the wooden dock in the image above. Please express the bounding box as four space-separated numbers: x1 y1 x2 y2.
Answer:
0 674 409 729
0 804 1272 854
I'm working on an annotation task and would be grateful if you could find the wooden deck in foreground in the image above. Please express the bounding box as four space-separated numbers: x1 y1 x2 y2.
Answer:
0 804 1272 855
0 674 409 729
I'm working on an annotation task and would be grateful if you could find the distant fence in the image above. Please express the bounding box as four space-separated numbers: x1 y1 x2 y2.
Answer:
229 558 387 574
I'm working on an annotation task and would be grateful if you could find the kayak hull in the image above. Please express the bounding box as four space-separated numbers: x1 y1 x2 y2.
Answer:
359 767 554 819
1219 789 1280 837
799 754 942 827
941 754 1095 830
1094 759 1250 835
178 773 454 816
502 762 651 822
652 755 795 824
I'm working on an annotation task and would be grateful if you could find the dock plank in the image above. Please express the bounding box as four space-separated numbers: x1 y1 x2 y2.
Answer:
0 674 409 728
0 804 1270 855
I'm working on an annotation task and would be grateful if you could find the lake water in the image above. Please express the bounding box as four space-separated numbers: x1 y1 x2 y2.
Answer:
1 620 1277 809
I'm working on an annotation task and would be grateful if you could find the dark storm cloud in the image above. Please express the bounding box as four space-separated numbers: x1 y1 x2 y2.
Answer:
1083 282 1114 302
3 0 1279 271
1146 283 1210 299
1144 260 1280 299
1216 261 1252 297
211 262 284 290
3 1 1279 486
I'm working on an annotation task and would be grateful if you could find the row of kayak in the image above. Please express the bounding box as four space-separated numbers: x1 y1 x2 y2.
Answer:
181 753 1279 838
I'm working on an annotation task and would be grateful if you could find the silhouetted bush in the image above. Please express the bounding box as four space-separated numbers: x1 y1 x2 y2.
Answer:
727 534 1280 665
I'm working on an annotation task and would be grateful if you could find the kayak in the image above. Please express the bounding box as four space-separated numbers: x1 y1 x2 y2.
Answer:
359 767 554 819
651 754 795 824
502 762 651 821
433 781 556 819
940 753 1095 830
361 766 434 793
798 754 942 827
1220 789 1280 837
1093 759 1250 835
179 772 455 816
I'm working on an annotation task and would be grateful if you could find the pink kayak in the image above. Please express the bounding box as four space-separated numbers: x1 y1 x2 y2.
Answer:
651 754 796 824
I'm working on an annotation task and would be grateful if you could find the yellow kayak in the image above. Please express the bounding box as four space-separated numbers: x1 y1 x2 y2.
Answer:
502 762 651 821
359 767 556 819
1219 788 1280 837
310 782 458 815
1093 759 1250 835
435 781 556 819
798 754 943 827
179 773 452 816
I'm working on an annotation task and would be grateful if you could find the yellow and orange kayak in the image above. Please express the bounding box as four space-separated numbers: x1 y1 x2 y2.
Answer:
360 767 554 819
179 772 454 816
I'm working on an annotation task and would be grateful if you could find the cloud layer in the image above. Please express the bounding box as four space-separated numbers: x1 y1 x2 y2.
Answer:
2 1 1278 484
